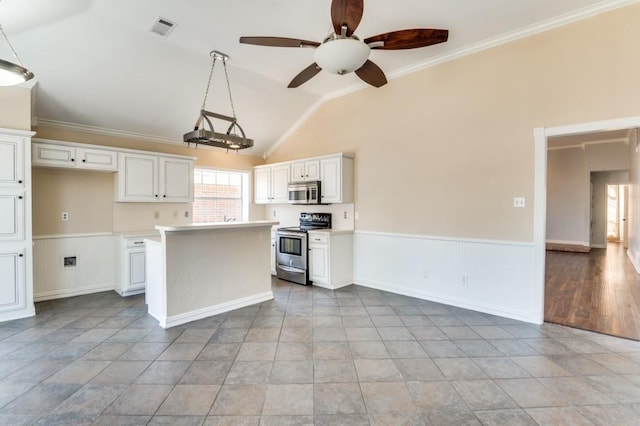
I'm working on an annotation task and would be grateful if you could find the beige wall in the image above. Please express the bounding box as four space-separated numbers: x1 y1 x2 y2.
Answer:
32 126 267 235
269 5 640 242
0 85 32 130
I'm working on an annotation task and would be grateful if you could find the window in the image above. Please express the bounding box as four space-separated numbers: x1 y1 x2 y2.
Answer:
193 168 249 223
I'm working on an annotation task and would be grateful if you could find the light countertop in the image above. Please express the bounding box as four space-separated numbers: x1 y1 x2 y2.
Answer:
156 220 279 232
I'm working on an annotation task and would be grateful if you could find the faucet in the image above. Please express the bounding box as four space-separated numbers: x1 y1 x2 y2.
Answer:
224 216 235 222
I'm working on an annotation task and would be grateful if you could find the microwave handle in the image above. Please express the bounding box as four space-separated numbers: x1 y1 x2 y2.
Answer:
307 188 310 200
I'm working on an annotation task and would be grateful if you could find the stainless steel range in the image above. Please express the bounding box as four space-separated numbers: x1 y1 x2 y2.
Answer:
276 212 332 285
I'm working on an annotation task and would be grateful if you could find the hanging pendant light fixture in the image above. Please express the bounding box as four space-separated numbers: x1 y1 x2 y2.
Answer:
183 50 253 151
0 1 34 86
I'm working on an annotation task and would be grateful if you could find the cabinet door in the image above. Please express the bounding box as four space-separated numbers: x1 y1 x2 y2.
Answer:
0 138 24 186
159 157 193 202
291 161 320 182
304 160 320 181
32 143 76 168
118 153 159 202
271 164 290 203
0 250 25 312
76 148 118 171
290 162 305 181
0 191 24 242
309 244 329 284
128 249 146 290
254 167 272 204
320 157 341 203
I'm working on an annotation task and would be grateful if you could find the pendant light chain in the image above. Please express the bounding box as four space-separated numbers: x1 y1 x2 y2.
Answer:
200 55 217 111
222 59 237 120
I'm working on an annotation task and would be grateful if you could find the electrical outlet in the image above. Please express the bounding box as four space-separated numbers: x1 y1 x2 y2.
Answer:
273 210 276 218
513 197 526 208
61 212 69 221
462 275 469 285
154 211 159 219
173 211 178 219
343 211 347 219
184 211 189 218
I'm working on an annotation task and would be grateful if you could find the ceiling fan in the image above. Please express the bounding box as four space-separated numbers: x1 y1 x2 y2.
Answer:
239 0 448 88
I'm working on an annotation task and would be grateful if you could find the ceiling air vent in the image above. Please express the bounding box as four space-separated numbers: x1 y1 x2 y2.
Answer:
150 17 176 37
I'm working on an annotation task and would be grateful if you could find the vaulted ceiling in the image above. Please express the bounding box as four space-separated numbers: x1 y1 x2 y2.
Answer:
1 0 633 156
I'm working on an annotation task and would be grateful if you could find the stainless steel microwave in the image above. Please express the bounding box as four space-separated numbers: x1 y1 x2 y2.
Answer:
288 181 321 204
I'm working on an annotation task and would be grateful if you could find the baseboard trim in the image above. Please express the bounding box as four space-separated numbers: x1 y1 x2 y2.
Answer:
158 291 274 329
34 284 115 302
627 249 640 274
312 281 352 291
545 240 590 253
0 306 36 323
353 278 534 323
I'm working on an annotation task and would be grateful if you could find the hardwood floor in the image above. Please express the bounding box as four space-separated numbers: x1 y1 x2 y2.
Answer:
545 243 640 340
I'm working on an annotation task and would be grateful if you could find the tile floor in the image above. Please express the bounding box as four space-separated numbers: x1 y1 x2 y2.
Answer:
1 278 640 425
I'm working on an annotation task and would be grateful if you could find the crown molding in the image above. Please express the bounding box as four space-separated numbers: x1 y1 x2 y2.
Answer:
547 137 629 151
34 118 266 157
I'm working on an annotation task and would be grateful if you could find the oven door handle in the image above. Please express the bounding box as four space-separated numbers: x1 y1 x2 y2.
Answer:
277 232 306 238
278 265 306 274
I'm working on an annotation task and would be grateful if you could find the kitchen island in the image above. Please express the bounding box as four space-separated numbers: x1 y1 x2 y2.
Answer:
145 220 278 328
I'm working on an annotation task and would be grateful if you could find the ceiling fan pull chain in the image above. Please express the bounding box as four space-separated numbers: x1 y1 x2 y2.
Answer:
222 59 237 121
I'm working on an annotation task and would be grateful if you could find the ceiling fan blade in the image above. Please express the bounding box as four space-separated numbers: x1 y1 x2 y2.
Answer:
288 63 322 88
239 36 320 48
355 60 387 88
331 0 364 36
365 29 449 50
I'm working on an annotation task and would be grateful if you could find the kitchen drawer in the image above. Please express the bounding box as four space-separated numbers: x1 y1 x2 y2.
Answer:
308 233 329 244
125 238 147 248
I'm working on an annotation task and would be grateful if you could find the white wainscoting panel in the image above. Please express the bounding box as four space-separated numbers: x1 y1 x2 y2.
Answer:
353 231 538 324
33 234 116 301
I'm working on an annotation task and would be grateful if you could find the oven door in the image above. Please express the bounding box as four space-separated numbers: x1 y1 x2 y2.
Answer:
276 231 309 285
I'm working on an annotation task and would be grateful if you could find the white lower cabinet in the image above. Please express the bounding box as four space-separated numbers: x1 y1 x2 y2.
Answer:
117 234 157 296
308 231 353 289
0 249 26 312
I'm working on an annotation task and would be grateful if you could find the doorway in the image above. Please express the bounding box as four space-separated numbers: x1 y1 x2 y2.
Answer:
606 184 629 247
534 118 640 338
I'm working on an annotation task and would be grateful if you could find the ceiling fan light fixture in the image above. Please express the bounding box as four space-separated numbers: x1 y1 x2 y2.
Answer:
0 58 33 86
313 38 370 75
0 20 34 86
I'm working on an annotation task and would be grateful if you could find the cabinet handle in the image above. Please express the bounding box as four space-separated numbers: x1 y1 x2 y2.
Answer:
163 195 166 198
82 159 86 162
19 254 23 257
133 241 144 245
18 180 22 184
155 194 158 198
71 158 75 162
18 196 23 199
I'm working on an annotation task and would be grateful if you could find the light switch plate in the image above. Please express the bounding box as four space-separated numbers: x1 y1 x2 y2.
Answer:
513 197 526 208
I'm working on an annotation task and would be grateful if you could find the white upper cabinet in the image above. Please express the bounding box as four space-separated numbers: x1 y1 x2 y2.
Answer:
159 157 194 203
116 153 194 203
76 147 118 171
32 141 117 171
290 160 320 182
320 155 353 204
118 152 158 202
0 138 24 187
254 153 353 204
254 164 290 204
